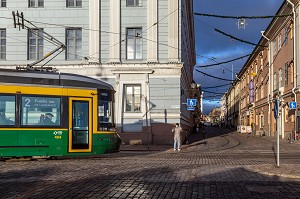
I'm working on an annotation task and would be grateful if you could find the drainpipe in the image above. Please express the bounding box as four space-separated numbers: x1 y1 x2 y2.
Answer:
261 31 271 136
286 0 297 135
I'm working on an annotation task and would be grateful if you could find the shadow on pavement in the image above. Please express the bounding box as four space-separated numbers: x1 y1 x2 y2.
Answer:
1 160 299 198
187 126 234 145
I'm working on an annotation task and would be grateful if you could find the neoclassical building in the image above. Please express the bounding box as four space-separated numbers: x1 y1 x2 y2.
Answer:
0 0 195 144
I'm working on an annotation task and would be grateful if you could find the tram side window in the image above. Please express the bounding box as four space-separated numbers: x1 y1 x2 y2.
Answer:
0 95 16 126
21 96 61 126
98 91 114 131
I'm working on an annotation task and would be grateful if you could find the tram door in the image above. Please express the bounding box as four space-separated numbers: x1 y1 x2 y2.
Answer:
69 98 92 153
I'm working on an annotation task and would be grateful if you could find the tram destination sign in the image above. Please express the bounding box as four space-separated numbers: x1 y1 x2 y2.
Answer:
22 96 60 108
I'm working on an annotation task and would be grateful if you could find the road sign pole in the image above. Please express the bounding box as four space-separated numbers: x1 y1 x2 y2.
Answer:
276 97 280 167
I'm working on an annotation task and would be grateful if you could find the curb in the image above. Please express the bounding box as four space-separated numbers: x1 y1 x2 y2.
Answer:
255 171 300 179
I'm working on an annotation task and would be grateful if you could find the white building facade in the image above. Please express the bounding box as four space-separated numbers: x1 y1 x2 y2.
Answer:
0 0 195 144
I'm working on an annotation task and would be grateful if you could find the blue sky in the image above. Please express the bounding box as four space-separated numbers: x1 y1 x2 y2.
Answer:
193 0 284 114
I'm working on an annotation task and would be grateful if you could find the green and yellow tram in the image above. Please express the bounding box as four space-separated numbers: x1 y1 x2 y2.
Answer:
0 69 121 158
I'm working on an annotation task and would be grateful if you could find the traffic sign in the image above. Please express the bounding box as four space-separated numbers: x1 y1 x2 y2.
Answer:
274 99 278 119
187 99 197 107
289 101 297 109
187 106 195 111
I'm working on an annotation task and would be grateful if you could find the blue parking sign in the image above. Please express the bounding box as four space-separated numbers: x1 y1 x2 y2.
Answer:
289 101 297 109
187 99 197 107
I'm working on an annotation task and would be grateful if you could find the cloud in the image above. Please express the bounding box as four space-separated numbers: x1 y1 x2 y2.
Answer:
202 99 220 114
196 46 251 65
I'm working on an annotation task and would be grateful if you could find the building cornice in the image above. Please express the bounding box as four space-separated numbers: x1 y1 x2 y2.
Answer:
111 69 154 74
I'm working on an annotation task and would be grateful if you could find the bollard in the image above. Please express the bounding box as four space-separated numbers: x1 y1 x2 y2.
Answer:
290 130 294 143
185 130 188 145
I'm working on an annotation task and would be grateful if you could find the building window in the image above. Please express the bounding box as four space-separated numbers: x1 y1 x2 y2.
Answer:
290 23 294 39
0 29 6 60
279 68 282 88
249 80 254 103
124 85 141 112
278 34 281 50
260 115 264 129
1 0 6 7
67 0 82 7
66 28 82 60
273 40 277 57
0 95 16 126
29 0 44 8
247 70 249 83
28 29 43 60
274 72 277 91
284 26 288 45
126 28 142 60
127 0 141 6
260 56 263 70
255 90 258 102
285 62 289 86
261 77 264 99
21 96 61 126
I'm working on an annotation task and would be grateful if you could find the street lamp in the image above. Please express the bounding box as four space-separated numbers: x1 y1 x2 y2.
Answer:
191 80 196 90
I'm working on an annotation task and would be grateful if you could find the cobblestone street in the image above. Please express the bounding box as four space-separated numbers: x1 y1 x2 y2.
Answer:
1 128 300 199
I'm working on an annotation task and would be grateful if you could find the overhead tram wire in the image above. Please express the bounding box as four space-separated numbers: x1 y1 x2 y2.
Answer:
195 69 234 82
202 90 225 95
194 12 293 19
203 95 223 98
202 83 233 89
196 54 251 68
4 9 234 69
90 8 179 59
138 36 236 74
3 20 86 66
2 11 242 71
2 12 248 75
193 17 251 73
4 13 217 67
139 36 236 74
6 35 86 61
215 29 267 47
193 13 292 100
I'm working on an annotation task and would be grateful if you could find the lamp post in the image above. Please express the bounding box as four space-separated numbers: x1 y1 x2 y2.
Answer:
190 80 197 132
191 80 196 90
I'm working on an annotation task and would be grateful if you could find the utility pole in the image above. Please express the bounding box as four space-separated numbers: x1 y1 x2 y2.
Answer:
275 97 280 167
275 90 284 168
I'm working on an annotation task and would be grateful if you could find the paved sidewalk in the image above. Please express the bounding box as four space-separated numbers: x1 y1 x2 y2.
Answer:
120 128 300 179
120 128 300 152
120 144 170 151
1 127 300 198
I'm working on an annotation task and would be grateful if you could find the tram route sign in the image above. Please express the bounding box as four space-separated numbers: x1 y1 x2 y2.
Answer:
187 99 197 107
274 99 278 119
289 101 297 109
22 96 59 108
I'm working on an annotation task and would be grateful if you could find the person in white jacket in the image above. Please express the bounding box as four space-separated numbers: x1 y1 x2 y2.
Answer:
172 123 182 151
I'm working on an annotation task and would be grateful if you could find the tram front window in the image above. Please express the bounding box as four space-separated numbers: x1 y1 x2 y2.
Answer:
98 90 114 131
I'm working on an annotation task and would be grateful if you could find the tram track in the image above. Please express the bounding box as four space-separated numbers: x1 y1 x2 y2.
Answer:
186 132 243 153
